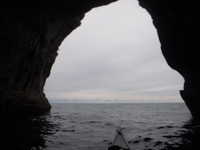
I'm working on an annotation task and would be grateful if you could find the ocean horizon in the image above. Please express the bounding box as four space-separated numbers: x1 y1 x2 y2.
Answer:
49 99 184 104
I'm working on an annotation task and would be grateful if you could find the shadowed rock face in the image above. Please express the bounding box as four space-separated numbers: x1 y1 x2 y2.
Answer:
138 0 200 118
0 1 199 117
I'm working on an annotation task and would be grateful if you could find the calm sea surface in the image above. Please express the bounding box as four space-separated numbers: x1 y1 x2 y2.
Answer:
3 103 200 150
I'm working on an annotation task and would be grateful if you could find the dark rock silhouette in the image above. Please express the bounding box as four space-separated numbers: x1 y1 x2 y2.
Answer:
138 0 200 119
0 0 199 118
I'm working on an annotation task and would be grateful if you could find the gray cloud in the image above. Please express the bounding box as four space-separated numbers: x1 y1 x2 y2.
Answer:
44 0 184 102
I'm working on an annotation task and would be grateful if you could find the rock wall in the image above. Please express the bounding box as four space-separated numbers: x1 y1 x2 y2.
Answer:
0 0 199 118
138 0 200 118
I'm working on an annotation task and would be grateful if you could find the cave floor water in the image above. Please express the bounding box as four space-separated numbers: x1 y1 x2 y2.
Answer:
1 103 200 150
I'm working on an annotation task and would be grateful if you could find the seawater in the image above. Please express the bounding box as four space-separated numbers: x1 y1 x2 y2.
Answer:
2 103 200 150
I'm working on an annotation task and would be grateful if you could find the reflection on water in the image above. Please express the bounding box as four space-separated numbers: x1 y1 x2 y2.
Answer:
170 119 200 150
0 103 200 150
1 113 58 150
126 118 200 150
145 118 200 150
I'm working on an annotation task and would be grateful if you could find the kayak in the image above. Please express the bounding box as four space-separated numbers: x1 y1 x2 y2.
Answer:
108 127 130 150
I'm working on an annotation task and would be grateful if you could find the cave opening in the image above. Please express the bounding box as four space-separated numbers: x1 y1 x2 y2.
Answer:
44 0 184 103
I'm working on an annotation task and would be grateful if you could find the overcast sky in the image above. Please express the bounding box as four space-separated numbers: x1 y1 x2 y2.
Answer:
44 0 184 103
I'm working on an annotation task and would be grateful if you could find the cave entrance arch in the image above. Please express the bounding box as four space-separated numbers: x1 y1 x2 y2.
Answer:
45 0 184 104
